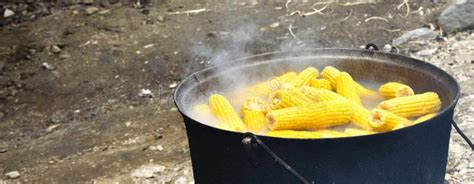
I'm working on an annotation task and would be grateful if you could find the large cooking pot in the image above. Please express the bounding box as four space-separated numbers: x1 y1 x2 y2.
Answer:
174 48 472 184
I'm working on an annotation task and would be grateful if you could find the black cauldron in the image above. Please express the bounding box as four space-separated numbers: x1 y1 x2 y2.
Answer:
174 48 472 184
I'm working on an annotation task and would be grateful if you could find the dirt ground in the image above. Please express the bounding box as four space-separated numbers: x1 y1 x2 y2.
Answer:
0 0 472 183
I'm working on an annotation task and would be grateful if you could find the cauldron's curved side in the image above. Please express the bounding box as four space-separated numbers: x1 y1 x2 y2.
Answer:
174 49 460 184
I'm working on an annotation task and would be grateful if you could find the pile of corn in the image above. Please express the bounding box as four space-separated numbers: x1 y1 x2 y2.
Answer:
192 66 441 139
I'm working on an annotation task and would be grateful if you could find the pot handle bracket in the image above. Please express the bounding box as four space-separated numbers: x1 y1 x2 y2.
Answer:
451 120 474 151
242 133 314 184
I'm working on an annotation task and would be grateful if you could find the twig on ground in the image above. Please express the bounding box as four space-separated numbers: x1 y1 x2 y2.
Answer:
385 29 401 33
303 4 329 16
285 0 292 10
397 0 410 18
288 23 301 42
167 8 210 15
339 9 353 22
364 16 389 23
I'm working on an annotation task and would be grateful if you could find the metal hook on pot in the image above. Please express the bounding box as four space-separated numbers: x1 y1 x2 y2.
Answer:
242 133 314 184
365 43 379 51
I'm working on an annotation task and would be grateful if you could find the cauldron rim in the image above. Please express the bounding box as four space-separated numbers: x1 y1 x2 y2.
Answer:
174 48 460 140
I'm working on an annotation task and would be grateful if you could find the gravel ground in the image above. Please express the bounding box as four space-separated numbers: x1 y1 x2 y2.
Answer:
405 32 474 184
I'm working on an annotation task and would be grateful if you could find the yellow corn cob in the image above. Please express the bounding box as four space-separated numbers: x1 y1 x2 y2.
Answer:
269 89 314 109
209 94 246 131
344 128 376 136
267 100 352 130
351 104 374 130
316 129 348 138
243 111 267 132
378 82 415 99
309 79 333 90
321 66 375 96
266 130 346 139
266 130 323 139
413 113 437 124
244 72 298 97
289 67 319 87
369 109 412 132
335 72 362 105
193 104 212 118
299 86 346 102
377 92 441 118
242 97 267 113
321 66 341 88
215 123 234 131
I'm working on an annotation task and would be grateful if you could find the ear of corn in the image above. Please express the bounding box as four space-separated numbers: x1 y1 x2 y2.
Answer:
335 72 362 105
215 123 235 131
379 82 415 99
209 94 246 131
344 128 376 136
244 72 297 97
413 113 437 124
242 97 267 132
269 89 314 109
321 66 375 96
309 79 333 90
267 130 323 139
289 67 319 87
369 109 412 132
193 104 212 118
242 97 267 113
351 104 374 130
243 111 267 132
321 66 341 88
316 129 347 138
377 92 441 118
267 100 352 130
299 86 346 102
266 129 346 139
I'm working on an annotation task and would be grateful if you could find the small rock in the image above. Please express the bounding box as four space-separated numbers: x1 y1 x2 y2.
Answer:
0 148 7 153
85 7 100 15
438 0 474 33
142 9 150 15
174 176 186 184
132 165 166 178
5 171 20 179
383 44 392 52
50 45 61 54
50 110 67 123
83 0 95 5
169 82 178 89
46 124 61 133
4 9 15 18
459 168 468 175
392 28 438 46
456 159 469 171
416 48 438 56
270 22 280 28
157 16 165 22
469 162 474 168
452 40 474 49
42 62 56 70
150 145 164 151
59 53 71 60
98 9 110 15
445 173 452 180
138 89 154 98
170 107 177 112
